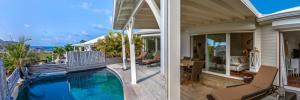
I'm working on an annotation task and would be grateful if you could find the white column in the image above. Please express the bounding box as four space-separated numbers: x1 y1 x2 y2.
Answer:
128 17 137 84
226 33 231 76
121 30 127 70
160 0 167 76
165 0 181 99
155 38 158 53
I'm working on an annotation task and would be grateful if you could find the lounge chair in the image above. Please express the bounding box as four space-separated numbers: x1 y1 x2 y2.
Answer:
136 51 148 61
142 52 160 65
127 51 147 63
207 66 278 100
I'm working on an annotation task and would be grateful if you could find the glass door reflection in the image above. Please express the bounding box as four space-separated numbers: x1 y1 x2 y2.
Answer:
206 34 226 74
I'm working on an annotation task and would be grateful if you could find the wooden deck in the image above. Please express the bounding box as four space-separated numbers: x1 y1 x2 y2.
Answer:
181 73 277 100
107 63 167 100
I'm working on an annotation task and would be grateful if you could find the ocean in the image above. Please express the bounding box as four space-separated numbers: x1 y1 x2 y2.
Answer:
30 46 56 52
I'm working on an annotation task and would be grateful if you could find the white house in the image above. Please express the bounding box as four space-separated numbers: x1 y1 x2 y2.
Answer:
113 0 300 99
72 35 105 51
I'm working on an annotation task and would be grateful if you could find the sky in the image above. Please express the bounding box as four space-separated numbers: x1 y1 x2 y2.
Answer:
0 0 113 46
251 0 300 14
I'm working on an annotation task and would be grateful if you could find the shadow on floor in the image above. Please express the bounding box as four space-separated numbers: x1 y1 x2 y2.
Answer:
137 70 160 83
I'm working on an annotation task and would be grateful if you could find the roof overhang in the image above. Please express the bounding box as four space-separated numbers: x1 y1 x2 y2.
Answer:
113 0 159 30
113 0 256 31
242 0 300 23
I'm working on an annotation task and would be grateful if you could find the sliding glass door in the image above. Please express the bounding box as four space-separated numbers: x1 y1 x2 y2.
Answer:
206 34 227 74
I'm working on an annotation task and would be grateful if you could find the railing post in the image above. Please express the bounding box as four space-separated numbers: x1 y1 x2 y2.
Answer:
0 60 9 100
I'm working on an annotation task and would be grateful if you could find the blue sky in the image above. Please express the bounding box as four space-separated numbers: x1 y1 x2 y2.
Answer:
0 0 113 46
251 0 300 14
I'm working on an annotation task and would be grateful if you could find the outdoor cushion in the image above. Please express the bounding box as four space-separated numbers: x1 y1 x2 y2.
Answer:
211 84 263 100
251 66 278 89
211 66 278 100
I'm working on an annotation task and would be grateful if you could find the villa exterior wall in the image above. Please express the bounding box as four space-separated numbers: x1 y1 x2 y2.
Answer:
255 24 279 85
259 24 279 67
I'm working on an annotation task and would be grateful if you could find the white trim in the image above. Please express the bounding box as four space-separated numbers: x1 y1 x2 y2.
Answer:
141 33 160 37
241 0 263 18
203 71 243 80
167 0 180 99
284 86 300 92
226 33 231 76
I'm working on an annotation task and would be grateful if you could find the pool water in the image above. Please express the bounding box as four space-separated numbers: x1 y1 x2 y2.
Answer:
16 68 124 100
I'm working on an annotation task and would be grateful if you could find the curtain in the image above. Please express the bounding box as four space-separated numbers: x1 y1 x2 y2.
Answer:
280 33 288 86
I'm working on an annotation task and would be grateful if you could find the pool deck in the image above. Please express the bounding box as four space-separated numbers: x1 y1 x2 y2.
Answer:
106 63 167 100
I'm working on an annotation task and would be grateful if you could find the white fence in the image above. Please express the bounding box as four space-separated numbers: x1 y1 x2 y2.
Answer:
66 51 105 72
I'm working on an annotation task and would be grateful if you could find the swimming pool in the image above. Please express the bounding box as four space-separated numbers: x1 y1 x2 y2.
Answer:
16 68 124 100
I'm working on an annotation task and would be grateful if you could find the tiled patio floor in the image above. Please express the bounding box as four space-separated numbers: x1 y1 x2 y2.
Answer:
107 63 167 100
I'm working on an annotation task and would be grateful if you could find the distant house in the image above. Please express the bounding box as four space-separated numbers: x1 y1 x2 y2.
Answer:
72 36 105 51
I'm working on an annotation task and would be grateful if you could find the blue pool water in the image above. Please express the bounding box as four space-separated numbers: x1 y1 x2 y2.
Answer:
16 68 124 100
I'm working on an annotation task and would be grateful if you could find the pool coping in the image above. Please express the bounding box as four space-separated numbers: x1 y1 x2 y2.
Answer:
106 65 137 100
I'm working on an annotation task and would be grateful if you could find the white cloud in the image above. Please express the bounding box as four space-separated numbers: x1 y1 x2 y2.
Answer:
79 2 111 15
81 31 88 35
109 16 113 24
24 24 31 28
93 24 104 29
80 2 92 10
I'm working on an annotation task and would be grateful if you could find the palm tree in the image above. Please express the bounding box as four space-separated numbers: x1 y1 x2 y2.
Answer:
95 31 143 58
64 44 74 52
4 36 32 77
53 47 65 59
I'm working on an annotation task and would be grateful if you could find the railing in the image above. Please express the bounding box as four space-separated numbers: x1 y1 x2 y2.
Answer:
0 60 8 100
7 68 20 96
66 51 105 72
0 60 20 100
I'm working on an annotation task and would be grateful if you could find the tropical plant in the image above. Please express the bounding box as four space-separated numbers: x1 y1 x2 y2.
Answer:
64 44 74 52
3 36 36 76
95 31 143 58
53 47 65 59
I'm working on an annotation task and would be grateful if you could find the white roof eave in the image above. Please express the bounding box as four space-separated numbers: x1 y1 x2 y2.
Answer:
72 35 105 47
242 0 300 22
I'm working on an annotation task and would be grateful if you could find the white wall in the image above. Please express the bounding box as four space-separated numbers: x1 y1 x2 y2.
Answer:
259 24 278 66
256 24 279 85
180 32 190 59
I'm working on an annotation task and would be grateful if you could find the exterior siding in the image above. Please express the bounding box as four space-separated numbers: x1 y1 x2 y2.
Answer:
258 24 279 85
260 24 278 66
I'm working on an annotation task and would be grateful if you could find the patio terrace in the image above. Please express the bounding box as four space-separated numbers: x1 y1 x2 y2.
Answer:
106 63 167 100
